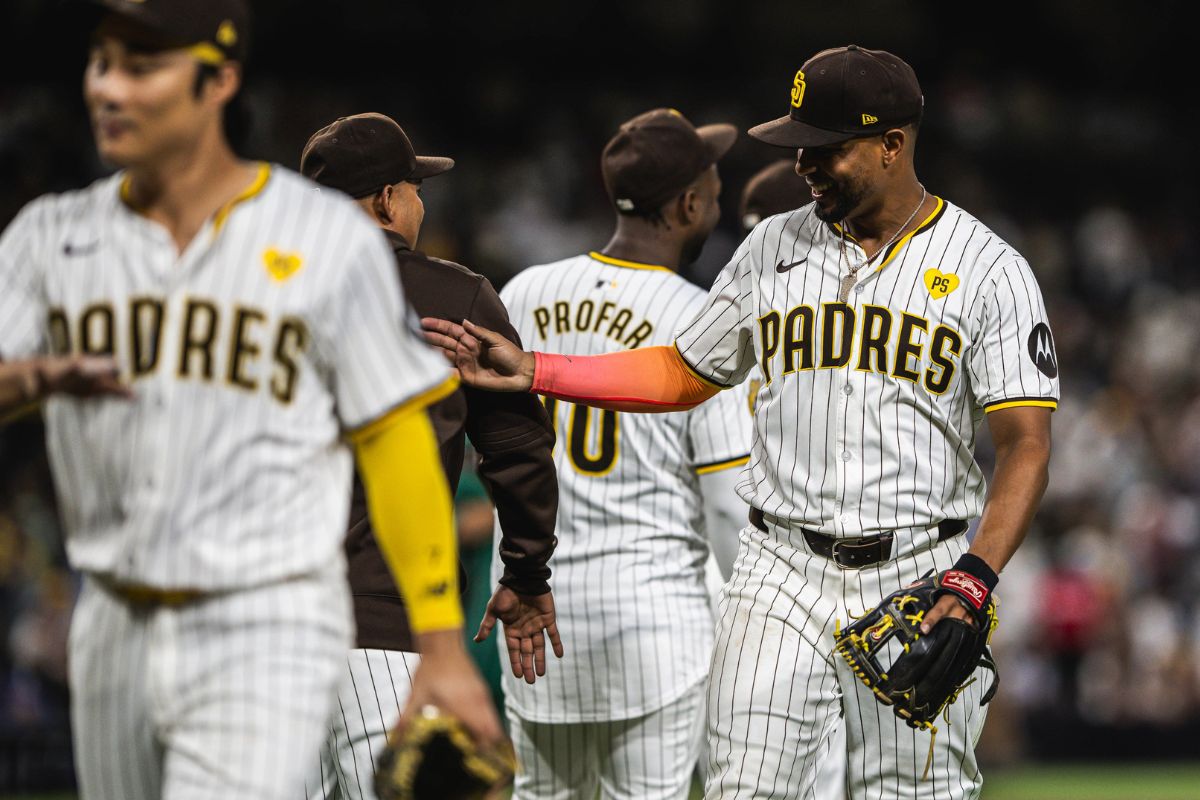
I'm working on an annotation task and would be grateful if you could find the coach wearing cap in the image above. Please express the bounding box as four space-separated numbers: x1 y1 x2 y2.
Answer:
301 113 561 799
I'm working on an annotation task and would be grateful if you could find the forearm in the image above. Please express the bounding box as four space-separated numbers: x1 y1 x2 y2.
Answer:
355 405 463 633
969 435 1051 573
467 390 559 595
532 346 721 412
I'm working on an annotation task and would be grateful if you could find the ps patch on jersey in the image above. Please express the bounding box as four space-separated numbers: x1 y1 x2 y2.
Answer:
923 268 959 299
1027 322 1058 378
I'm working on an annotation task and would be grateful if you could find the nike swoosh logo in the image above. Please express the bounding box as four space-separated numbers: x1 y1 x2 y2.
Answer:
775 257 807 273
63 241 100 257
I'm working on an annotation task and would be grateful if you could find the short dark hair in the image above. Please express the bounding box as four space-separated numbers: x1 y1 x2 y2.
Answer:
192 63 252 152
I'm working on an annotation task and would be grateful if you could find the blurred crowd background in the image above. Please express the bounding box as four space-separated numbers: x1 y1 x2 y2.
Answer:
2 0 1196 790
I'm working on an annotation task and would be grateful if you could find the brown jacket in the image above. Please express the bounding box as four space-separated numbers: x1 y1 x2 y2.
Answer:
347 232 558 651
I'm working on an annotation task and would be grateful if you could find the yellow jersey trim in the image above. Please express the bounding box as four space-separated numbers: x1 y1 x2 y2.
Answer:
984 399 1058 413
828 197 946 273
348 374 460 444
873 197 945 273
118 162 272 232
672 342 732 390
588 251 672 272
696 454 751 475
212 162 272 233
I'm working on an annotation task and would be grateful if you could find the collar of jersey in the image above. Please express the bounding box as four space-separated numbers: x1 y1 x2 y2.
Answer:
118 162 273 236
828 195 945 274
588 251 671 272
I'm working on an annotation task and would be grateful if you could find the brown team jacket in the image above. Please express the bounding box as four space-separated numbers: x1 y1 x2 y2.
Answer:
346 231 558 652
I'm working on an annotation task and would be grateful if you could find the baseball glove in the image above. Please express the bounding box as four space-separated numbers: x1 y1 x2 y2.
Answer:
374 705 516 800
834 571 999 736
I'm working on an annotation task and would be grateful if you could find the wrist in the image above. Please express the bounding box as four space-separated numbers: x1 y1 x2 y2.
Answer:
938 553 999 614
525 352 542 392
414 627 468 658
20 360 46 403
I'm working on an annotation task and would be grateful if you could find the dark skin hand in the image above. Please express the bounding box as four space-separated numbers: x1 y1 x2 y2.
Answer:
475 586 564 684
920 406 1051 632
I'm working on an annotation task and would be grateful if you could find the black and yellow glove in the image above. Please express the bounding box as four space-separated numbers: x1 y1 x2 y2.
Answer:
374 705 516 800
834 570 999 732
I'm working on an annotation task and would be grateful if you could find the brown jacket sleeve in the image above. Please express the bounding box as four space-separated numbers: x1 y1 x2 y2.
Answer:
465 278 559 596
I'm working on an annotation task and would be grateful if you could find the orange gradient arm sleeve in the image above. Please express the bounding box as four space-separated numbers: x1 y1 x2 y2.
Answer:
531 345 723 412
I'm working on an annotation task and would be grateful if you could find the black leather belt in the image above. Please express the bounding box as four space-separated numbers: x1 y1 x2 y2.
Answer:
748 507 967 569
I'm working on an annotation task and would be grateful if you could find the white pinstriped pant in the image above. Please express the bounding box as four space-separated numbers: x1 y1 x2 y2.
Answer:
305 648 421 800
510 682 706 800
705 524 987 800
69 567 352 800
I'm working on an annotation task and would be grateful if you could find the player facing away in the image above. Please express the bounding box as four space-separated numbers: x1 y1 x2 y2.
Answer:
0 1 503 798
425 46 1058 800
480 109 753 800
299 113 562 800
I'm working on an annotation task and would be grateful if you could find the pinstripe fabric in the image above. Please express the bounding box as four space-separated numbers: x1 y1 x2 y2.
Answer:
496 253 752 724
0 166 450 591
70 565 352 800
305 648 420 800
705 525 980 799
674 200 1060 534
511 682 705 800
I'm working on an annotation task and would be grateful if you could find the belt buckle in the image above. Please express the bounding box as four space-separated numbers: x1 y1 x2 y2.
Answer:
829 539 857 570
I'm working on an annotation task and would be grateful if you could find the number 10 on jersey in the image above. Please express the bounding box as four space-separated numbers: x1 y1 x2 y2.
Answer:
543 397 620 476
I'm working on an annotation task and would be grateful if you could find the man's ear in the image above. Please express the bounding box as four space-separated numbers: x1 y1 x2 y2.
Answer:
373 186 394 225
201 61 241 107
881 128 907 168
677 187 700 226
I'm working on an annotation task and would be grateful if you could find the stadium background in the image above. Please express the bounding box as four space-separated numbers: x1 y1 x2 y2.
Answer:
1 0 1197 796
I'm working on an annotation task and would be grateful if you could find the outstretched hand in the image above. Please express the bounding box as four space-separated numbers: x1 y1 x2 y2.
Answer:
421 318 536 393
42 355 132 399
475 585 564 684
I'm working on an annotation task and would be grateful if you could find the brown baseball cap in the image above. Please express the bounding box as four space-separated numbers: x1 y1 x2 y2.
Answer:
300 113 454 199
72 0 250 64
739 160 813 232
601 108 736 215
750 45 923 148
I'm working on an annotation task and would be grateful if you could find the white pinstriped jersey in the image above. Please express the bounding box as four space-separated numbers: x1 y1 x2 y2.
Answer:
496 252 752 722
0 164 450 590
675 197 1060 537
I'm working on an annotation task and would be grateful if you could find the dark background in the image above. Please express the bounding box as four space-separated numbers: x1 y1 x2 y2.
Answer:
3 0 1200 792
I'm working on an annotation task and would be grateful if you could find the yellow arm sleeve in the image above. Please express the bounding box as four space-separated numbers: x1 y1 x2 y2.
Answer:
352 386 463 634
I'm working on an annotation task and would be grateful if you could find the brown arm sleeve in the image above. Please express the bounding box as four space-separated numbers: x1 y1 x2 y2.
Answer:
464 278 559 596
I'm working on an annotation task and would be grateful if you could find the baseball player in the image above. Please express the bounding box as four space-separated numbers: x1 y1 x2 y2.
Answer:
483 108 753 800
299 112 561 800
0 2 501 798
426 45 1058 800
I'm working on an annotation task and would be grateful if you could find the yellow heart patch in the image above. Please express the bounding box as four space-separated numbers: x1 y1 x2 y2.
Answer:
923 268 959 299
263 248 303 283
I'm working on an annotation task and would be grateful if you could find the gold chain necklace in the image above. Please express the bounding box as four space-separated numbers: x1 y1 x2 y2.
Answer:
836 187 926 302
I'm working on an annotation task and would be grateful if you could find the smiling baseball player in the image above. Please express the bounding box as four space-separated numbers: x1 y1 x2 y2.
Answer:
425 45 1058 800
0 1 501 797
